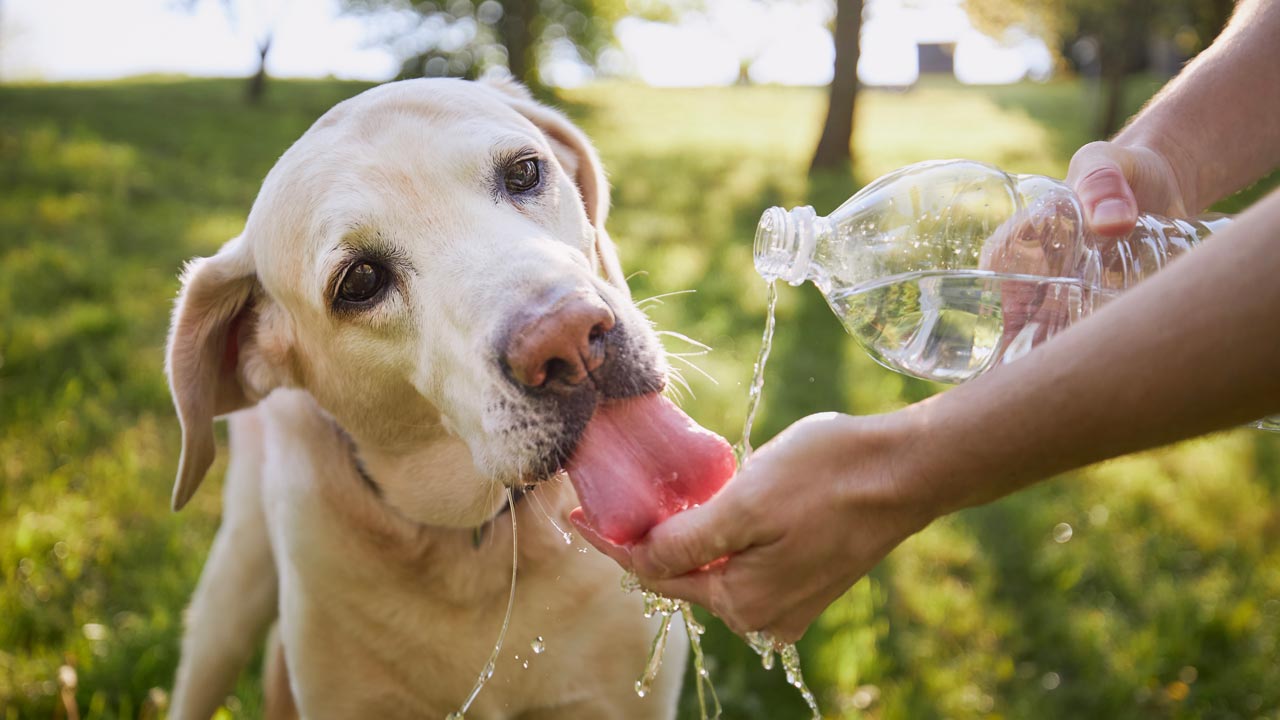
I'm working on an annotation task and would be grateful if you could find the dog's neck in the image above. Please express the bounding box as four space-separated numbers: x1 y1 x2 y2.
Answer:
348 434 526 544
336 422 516 530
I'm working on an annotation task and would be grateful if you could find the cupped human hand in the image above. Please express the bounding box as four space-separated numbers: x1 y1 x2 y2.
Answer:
571 412 936 643
1066 141 1192 237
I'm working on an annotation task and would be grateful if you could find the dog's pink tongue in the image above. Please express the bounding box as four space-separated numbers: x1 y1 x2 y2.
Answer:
566 394 736 545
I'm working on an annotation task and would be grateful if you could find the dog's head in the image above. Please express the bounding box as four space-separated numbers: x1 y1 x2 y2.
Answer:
166 78 668 525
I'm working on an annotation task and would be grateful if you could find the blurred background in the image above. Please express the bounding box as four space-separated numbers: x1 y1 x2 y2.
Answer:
3 0 1279 718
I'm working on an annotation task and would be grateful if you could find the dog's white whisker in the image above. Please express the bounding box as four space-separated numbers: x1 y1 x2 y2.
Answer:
655 330 712 352
663 368 694 404
528 485 569 541
634 288 696 308
667 354 720 386
663 384 687 406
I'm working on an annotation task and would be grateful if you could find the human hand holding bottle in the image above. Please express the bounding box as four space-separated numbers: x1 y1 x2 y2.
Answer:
1066 141 1192 236
979 140 1194 353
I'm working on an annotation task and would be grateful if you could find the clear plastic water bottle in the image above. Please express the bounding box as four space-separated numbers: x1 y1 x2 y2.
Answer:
754 159 1278 432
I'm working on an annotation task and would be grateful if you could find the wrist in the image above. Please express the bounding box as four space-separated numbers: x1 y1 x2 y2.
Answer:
831 408 957 533
884 388 1039 518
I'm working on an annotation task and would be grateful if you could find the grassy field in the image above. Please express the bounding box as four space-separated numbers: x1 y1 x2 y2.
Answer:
2 76 1278 719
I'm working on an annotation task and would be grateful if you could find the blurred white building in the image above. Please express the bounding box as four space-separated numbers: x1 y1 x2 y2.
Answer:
615 0 1053 88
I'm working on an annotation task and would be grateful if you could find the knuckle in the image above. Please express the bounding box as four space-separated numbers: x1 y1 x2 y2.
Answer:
668 531 702 571
1068 141 1122 180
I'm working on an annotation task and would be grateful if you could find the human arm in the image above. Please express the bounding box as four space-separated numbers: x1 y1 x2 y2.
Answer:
575 187 1280 641
1069 0 1280 235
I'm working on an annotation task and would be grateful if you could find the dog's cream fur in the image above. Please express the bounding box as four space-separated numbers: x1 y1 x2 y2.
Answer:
166 78 686 719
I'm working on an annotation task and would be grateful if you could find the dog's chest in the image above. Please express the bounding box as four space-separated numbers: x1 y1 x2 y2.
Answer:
269 487 668 718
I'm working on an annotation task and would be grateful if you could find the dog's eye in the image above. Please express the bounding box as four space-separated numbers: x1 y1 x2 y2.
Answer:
504 158 541 194
338 261 387 304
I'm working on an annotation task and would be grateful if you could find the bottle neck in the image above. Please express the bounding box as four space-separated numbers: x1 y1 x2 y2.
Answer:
754 205 825 286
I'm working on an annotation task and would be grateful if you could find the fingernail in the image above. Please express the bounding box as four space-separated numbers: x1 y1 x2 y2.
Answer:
1090 198 1133 228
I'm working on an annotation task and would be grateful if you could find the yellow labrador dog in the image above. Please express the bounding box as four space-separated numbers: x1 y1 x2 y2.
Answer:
163 77 736 719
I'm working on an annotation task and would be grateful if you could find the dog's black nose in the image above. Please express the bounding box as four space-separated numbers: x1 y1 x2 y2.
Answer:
502 289 615 391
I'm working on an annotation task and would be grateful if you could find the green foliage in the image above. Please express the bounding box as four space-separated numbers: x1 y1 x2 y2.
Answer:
341 0 630 85
964 0 1233 66
1 77 1277 719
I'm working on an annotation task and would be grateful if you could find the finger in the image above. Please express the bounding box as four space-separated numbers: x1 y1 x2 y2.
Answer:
569 507 633 569
1068 143 1139 237
630 488 758 580
768 583 845 644
634 570 718 611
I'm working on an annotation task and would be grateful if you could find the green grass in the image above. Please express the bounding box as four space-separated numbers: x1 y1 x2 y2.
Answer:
2 76 1278 719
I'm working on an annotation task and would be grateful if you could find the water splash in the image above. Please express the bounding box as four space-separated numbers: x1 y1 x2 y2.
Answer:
623 573 722 718
448 487 519 720
745 635 820 716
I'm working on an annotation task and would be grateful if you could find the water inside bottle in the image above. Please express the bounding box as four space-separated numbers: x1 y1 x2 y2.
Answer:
828 269 1115 384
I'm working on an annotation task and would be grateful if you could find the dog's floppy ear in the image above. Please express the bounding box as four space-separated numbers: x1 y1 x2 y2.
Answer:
483 77 629 296
166 235 266 510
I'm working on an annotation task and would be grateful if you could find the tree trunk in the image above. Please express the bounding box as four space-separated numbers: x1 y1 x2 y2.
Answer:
1096 46 1126 139
246 35 272 105
1095 0 1147 138
810 0 864 174
499 1 536 88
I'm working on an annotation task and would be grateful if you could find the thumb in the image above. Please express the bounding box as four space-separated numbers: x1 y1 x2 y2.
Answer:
1067 142 1139 238
569 507 633 569
630 488 756 580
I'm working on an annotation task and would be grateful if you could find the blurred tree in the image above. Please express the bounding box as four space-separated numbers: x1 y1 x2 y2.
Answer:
173 0 284 105
965 0 1234 138
809 0 864 174
342 0 642 91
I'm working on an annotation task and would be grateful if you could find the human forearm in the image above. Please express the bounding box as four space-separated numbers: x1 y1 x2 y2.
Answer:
900 187 1280 514
1113 0 1280 211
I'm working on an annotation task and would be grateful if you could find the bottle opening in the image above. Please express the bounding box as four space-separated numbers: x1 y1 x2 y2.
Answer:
753 206 815 285
753 207 790 282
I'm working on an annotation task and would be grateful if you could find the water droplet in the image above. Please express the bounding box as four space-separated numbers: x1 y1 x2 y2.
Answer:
634 680 648 698
577 547 587 553
1088 504 1109 526
851 684 880 709
1053 523 1073 543
561 531 572 544
446 713 464 720
531 637 545 654
522 660 529 669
